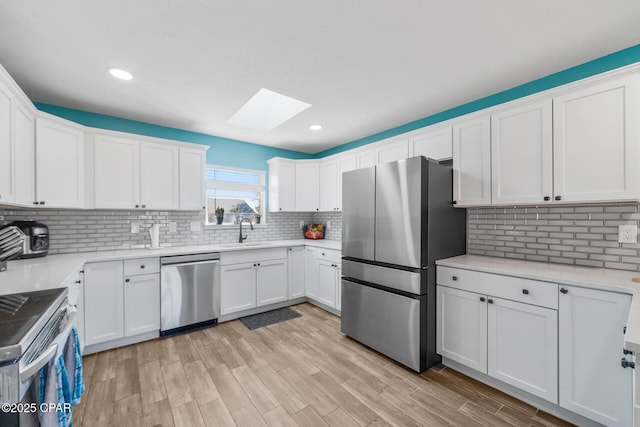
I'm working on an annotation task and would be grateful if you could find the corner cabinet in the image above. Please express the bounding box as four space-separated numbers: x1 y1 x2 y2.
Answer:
558 285 633 427
287 246 306 299
35 117 85 208
452 115 491 206
295 162 320 211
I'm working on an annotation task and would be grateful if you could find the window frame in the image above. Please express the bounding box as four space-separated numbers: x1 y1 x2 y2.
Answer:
205 164 266 227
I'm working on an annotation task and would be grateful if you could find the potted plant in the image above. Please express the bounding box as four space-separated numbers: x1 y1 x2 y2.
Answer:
215 207 224 225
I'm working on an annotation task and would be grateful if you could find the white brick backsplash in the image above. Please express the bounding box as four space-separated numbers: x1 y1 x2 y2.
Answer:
0 209 342 254
468 203 640 272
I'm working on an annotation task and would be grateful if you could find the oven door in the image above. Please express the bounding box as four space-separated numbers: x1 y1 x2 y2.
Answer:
0 309 76 427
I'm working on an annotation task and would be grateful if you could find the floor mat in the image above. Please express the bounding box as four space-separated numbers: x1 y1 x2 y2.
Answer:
240 307 302 330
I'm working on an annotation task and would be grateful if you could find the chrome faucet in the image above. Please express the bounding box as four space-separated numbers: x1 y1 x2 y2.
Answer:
238 218 254 243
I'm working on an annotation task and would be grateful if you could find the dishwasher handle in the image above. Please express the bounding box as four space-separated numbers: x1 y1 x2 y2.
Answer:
162 259 220 268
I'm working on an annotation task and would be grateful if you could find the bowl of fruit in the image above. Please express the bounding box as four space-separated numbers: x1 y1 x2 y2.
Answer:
303 223 325 239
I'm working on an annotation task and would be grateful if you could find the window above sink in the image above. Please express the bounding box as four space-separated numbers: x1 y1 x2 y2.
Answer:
206 165 266 227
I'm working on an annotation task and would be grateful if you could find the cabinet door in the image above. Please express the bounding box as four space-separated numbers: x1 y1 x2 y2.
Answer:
256 258 287 306
335 264 342 312
179 147 206 210
491 100 553 205
124 273 160 337
13 102 35 206
94 135 140 209
220 262 257 315
268 159 296 212
553 76 640 203
436 286 487 373
140 142 179 209
452 115 491 206
84 261 124 346
317 259 337 307
35 117 85 208
336 153 356 211
287 247 305 299
487 297 558 403
295 163 319 211
319 159 338 211
376 139 408 164
409 126 452 160
0 79 13 203
559 286 633 426
304 247 318 299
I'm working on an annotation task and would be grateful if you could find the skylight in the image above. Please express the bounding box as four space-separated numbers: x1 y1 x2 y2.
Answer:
228 88 311 132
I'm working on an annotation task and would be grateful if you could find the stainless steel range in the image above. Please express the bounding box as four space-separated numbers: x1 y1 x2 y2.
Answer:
0 288 72 426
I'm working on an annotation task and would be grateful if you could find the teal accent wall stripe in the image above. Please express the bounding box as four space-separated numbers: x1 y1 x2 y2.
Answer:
34 103 312 171
314 43 640 158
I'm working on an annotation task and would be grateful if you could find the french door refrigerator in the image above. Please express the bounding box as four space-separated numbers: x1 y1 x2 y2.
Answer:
341 156 465 372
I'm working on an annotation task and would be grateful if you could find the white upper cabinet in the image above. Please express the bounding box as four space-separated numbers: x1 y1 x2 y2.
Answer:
553 75 640 203
140 142 179 210
356 147 376 168
13 102 35 206
408 126 453 161
0 78 13 204
179 146 207 210
295 162 319 211
268 157 296 212
35 116 85 208
336 153 356 211
376 139 409 164
453 115 491 206
95 135 140 209
491 100 553 205
319 159 338 211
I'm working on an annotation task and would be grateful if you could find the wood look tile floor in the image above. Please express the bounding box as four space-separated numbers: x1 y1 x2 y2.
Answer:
74 303 574 427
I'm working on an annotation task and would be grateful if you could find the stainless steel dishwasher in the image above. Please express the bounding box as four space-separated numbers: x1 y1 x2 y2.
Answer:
160 252 220 336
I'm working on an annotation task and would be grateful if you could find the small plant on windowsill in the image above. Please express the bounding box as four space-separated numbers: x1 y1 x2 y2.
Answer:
254 204 262 224
215 207 224 225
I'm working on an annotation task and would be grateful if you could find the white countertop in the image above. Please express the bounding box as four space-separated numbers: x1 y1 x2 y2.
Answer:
0 239 341 295
437 254 640 353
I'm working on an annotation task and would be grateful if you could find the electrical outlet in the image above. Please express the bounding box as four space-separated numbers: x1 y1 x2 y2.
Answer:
618 224 638 243
299 220 304 228
168 222 177 233
130 223 140 233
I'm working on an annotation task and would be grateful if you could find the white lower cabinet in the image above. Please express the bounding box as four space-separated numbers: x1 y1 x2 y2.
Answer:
84 261 125 346
437 265 635 426
84 258 160 348
287 246 305 299
308 248 341 312
558 285 633 427
437 286 487 373
124 273 160 337
488 297 557 403
220 262 257 315
437 285 557 403
220 248 287 316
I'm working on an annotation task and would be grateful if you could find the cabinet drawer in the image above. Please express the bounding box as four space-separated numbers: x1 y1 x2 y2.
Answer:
124 257 160 276
437 266 558 309
316 248 341 263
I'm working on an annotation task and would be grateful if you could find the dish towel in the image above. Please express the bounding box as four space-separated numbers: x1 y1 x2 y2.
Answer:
38 326 85 427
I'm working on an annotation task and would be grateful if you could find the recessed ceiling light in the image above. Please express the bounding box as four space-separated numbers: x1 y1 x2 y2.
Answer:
228 88 311 132
310 125 322 131
108 67 133 81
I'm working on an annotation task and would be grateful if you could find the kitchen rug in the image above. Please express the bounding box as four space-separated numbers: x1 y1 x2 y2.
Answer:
240 307 302 330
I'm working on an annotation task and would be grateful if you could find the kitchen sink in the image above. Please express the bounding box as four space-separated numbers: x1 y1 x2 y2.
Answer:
218 242 274 248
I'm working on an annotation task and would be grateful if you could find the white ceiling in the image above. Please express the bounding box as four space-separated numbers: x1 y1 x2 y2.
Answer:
1 1 640 154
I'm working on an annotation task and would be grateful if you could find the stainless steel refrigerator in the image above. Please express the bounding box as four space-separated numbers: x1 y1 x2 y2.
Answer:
341 156 465 372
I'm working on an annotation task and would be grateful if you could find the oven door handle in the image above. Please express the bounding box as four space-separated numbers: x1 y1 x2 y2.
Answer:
19 311 77 383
